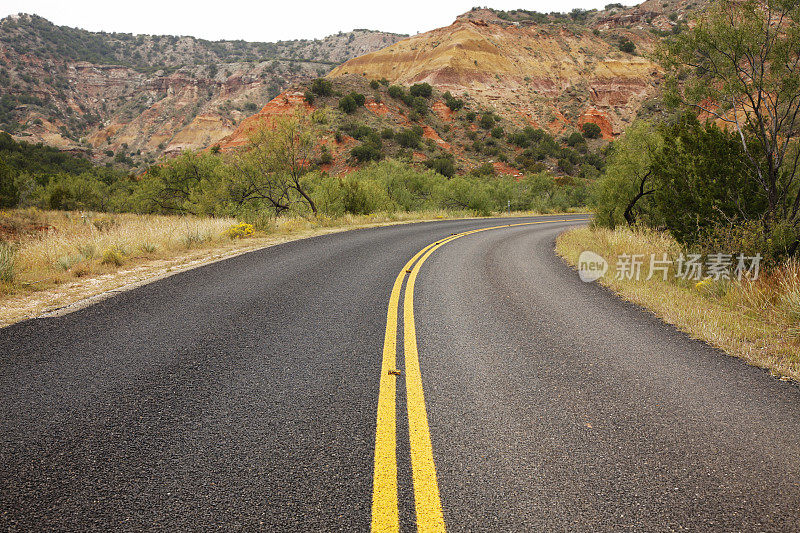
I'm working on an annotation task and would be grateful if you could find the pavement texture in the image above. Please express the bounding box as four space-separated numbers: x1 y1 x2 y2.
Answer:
1 216 798 531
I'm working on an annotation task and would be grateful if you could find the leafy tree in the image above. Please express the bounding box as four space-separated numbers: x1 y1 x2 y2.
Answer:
661 0 800 232
592 121 663 228
651 114 768 244
0 159 19 208
228 113 320 215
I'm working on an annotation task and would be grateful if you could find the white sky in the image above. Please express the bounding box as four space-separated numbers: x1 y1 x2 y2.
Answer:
0 0 640 42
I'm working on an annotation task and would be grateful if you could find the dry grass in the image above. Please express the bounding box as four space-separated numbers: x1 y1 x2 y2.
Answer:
0 207 567 326
556 226 800 382
0 208 238 293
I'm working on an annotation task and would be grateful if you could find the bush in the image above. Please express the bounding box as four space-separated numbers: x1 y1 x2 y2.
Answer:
465 111 476 122
490 126 504 139
443 91 464 111
351 141 383 162
409 83 433 98
311 78 333 96
338 95 357 114
100 246 125 266
619 40 636 54
227 222 254 239
349 92 366 107
470 163 496 177
424 155 456 177
479 114 494 129
396 128 422 149
566 132 586 147
582 122 602 139
370 80 380 90
388 85 405 99
412 96 428 115
303 91 314 104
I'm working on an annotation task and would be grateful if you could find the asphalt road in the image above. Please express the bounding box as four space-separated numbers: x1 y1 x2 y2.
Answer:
1 216 798 531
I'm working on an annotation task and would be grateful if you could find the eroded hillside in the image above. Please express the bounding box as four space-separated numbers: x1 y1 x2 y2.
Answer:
0 14 406 166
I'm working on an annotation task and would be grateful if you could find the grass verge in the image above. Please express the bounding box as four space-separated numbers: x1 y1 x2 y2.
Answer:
556 226 800 382
0 208 582 327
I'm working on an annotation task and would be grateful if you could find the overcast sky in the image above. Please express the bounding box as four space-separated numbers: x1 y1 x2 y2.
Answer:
0 0 639 42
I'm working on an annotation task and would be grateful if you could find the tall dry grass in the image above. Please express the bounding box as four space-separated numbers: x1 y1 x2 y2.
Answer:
556 226 800 381
0 209 238 293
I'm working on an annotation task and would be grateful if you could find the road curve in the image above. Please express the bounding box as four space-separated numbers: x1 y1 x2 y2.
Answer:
1 216 798 531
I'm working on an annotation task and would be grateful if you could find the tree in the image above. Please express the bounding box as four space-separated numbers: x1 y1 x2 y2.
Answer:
591 121 663 228
650 114 768 244
228 113 319 215
140 151 223 214
661 0 800 231
0 159 19 208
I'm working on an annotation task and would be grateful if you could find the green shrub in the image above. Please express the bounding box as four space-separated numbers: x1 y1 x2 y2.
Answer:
424 155 456 177
619 40 636 54
412 96 428 115
409 82 433 98
370 80 380 90
566 132 586 147
582 122 602 139
349 92 366 107
388 85 405 99
396 128 422 149
338 95 357 114
311 78 333 96
490 126 504 139
479 114 494 129
351 141 383 162
443 91 465 111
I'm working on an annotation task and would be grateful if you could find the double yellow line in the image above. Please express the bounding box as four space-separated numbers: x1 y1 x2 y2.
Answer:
371 217 589 532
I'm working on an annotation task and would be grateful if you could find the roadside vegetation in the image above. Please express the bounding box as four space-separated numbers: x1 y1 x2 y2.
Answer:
557 226 800 381
560 0 800 381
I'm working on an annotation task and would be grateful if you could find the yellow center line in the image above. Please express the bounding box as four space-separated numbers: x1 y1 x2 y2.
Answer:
372 217 590 532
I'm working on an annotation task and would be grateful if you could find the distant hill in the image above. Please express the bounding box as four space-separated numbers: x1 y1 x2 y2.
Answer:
214 1 710 178
329 1 707 140
0 14 406 167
